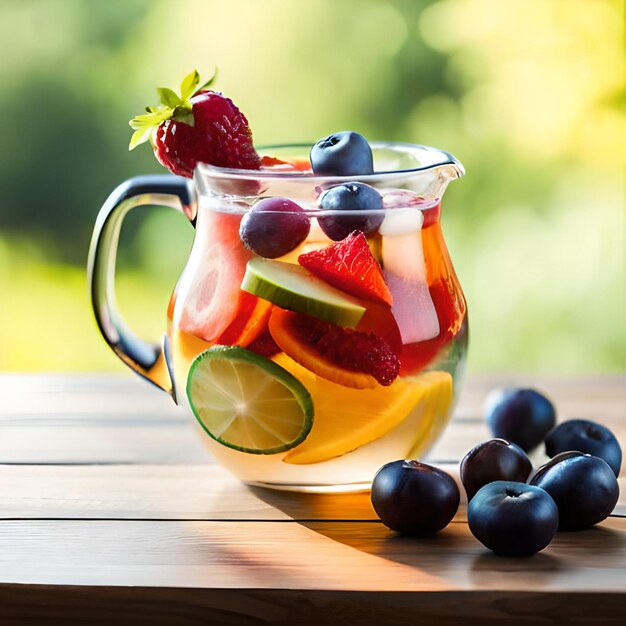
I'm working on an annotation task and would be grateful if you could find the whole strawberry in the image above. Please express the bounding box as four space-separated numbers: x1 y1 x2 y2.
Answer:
129 70 261 178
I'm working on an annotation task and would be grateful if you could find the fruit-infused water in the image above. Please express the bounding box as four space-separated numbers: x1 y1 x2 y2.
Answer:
168 168 467 490
89 68 468 493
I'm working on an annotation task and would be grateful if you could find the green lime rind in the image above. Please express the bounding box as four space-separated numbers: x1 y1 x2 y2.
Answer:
186 345 314 455
241 258 366 328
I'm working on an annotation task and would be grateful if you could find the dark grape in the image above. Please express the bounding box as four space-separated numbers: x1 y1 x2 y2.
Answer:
371 460 459 535
529 451 619 531
239 197 310 258
545 419 622 477
485 388 556 452
460 438 533 500
468 481 559 557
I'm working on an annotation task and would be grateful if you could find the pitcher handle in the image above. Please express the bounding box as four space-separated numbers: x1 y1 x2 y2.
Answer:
87 175 196 396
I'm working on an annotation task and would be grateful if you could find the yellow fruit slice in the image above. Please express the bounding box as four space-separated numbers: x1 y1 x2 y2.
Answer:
278 353 453 464
405 373 455 459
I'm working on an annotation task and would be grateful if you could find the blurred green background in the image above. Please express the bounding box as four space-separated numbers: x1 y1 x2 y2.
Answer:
1 0 624 373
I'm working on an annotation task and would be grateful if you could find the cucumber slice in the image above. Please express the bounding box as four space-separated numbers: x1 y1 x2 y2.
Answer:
187 346 314 454
241 258 366 328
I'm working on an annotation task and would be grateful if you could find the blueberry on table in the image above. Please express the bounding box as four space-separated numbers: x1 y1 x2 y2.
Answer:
460 438 533 501
485 388 556 452
310 131 374 176
545 419 622 477
529 451 619 531
317 183 384 241
239 197 311 258
468 481 559 557
371 460 460 535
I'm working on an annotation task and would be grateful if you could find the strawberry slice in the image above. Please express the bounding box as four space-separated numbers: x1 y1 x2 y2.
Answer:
129 70 261 177
298 231 393 306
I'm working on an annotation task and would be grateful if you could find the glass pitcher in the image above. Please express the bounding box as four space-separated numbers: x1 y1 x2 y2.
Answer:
88 142 467 492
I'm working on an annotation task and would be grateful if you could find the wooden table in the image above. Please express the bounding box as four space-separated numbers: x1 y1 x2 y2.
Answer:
1 374 625 625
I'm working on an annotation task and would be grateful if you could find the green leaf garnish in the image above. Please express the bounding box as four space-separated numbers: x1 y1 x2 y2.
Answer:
129 126 155 151
180 70 200 101
157 87 183 109
129 108 172 130
128 69 217 150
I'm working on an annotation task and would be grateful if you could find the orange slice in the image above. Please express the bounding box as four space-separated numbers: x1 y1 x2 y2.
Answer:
277 353 453 465
268 308 399 389
217 293 272 347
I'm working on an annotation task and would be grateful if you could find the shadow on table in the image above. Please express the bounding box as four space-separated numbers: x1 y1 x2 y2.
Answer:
470 551 560 574
551 524 626 557
246 485 378 520
249 484 477 571
246 486 625 575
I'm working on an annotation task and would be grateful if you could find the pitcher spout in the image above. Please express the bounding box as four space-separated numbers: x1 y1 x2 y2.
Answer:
444 156 465 181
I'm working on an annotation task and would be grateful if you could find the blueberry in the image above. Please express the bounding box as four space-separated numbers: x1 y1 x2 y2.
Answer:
310 131 374 176
545 419 622 477
468 481 559 557
317 182 384 241
371 460 460 535
529 451 619 531
239 197 310 258
460 438 533 501
485 388 556 452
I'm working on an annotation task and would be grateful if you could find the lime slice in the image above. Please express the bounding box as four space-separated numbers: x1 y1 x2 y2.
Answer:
186 346 314 454
241 258 366 328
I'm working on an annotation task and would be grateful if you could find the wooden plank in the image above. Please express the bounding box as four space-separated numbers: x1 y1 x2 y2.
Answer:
0 464 378 520
0 374 169 418
3 373 625 420
0 417 487 466
2 374 625 466
0 375 625 623
0 419 212 465
0 372 207 464
0 464 623 520
0 518 624 592
0 416 487 465
428 374 626 466
453 374 626 427
0 373 626 408
1 586 625 626
0 411 620 472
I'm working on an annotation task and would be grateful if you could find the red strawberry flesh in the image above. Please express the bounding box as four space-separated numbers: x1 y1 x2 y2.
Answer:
288 312 400 386
154 91 261 178
298 231 393 305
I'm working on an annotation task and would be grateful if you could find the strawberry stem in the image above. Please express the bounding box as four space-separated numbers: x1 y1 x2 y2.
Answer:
128 68 217 151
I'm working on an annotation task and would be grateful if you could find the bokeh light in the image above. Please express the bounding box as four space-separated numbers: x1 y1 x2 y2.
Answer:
0 0 623 373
